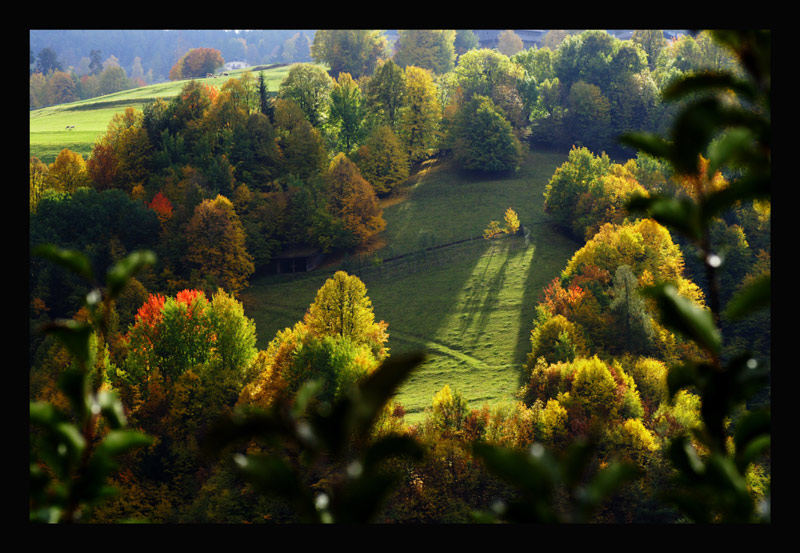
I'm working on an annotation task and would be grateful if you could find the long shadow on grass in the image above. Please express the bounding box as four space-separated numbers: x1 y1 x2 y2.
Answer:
358 240 492 415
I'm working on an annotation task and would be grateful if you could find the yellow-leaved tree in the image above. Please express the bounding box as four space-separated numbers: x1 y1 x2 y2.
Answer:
184 195 254 295
238 271 389 408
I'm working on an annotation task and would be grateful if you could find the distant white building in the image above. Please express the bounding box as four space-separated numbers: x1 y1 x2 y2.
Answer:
224 61 247 71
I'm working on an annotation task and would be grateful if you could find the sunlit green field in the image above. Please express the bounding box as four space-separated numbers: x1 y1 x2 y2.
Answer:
29 64 301 164
240 151 580 424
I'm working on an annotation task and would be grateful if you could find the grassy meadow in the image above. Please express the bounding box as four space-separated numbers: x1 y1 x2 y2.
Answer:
240 151 580 424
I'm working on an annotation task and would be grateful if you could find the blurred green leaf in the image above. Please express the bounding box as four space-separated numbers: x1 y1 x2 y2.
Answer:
627 194 702 240
666 362 703 398
473 442 557 499
201 407 292 457
643 284 721 355
30 401 65 427
362 434 424 471
723 273 770 320
53 422 87 464
670 98 727 174
707 128 758 177
736 435 770 473
619 132 672 161
106 250 156 300
582 461 640 510
41 319 95 370
667 436 705 480
733 409 770 471
33 244 94 283
96 429 153 459
349 352 426 438
559 439 595 487
58 366 92 423
96 390 127 429
701 174 770 223
334 471 399 523
662 71 755 103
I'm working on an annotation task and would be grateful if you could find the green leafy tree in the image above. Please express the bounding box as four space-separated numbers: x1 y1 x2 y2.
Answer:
393 30 456 75
310 30 388 79
363 59 406 130
451 95 523 172
632 30 668 70
329 72 366 154
454 30 479 55
454 48 522 103
278 63 334 127
565 81 611 151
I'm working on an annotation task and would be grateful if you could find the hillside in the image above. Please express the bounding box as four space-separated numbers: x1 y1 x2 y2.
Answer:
29 63 303 164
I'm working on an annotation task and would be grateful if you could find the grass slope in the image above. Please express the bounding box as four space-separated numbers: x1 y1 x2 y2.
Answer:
29 64 302 164
240 151 581 424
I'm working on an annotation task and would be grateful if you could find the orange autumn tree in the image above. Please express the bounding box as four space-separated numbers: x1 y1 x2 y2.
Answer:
169 48 224 80
324 153 386 245
147 191 173 224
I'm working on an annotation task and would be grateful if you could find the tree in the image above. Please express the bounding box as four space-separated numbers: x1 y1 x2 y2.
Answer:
543 146 612 237
609 265 654 354
329 72 366 154
258 71 274 120
46 149 90 193
89 49 103 75
87 107 152 194
47 71 78 104
632 30 668 71
324 153 386 244
451 95 523 173
454 30 479 55
310 30 388 79
393 30 456 75
98 65 132 95
398 66 441 164
363 59 406 130
454 49 522 103
278 63 333 127
30 156 49 211
238 270 390 408
273 98 329 181
497 30 524 57
170 48 224 80
504 207 520 234
565 81 611 151
36 47 61 74
303 270 389 360
229 112 281 189
352 125 410 197
184 195 254 295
